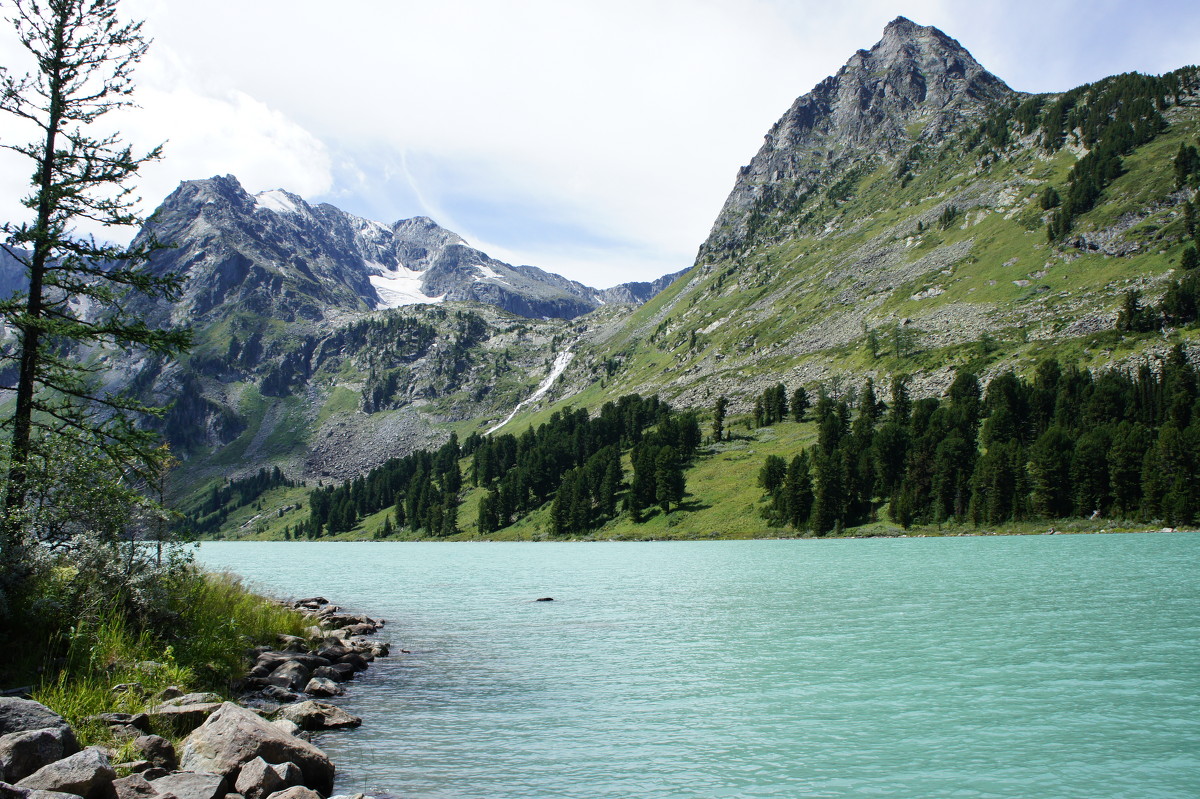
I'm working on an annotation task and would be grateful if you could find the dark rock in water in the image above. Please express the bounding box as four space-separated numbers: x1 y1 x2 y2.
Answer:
302 679 341 699
336 654 368 673
258 687 299 704
274 702 360 732
15 747 114 799
535 597 554 602
308 667 348 684
265 663 310 693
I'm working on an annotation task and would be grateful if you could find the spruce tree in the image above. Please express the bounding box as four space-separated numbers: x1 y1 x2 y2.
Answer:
712 396 728 442
654 446 685 514
791 387 809 422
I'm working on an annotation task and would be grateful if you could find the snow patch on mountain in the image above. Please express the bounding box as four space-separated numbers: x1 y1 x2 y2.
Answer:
370 266 444 308
255 189 302 215
487 349 574 434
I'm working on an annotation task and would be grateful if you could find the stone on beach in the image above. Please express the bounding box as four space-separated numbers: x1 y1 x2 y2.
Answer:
179 704 334 795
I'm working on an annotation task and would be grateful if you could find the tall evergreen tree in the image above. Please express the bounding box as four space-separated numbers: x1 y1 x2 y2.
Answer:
0 0 191 573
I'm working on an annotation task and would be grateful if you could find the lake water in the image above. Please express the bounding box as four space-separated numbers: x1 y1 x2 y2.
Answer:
197 534 1200 799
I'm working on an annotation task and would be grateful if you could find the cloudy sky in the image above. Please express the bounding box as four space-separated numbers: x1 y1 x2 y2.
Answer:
2 0 1198 288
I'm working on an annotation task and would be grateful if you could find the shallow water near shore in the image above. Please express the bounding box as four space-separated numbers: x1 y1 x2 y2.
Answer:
198 534 1200 799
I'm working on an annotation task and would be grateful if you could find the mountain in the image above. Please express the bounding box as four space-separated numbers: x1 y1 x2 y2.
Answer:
126 17 1200 540
546 18 1200 419
93 176 682 491
701 16 1015 258
137 174 660 325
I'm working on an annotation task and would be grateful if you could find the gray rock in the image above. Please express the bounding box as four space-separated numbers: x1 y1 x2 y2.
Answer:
257 689 297 705
0 702 76 745
15 747 114 799
337 654 368 673
274 702 360 732
0 728 78 783
147 704 222 736
233 758 299 799
300 680 340 699
262 788 319 799
110 774 156 799
267 722 298 739
0 785 83 799
264 664 309 694
131 736 176 771
158 695 223 709
264 766 297 792
179 704 333 795
148 771 228 799
306 668 343 685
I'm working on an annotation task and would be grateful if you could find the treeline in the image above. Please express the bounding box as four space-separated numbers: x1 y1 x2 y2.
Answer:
301 435 464 538
969 67 1200 242
297 393 700 539
476 395 700 535
758 348 1200 533
185 466 297 537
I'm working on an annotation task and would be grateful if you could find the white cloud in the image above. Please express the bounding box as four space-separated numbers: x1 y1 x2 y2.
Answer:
3 0 1198 284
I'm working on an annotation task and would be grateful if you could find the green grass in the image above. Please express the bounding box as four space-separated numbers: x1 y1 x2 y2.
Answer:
11 567 308 749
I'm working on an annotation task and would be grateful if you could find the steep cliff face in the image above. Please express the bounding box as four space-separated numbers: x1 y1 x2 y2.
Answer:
700 16 1016 258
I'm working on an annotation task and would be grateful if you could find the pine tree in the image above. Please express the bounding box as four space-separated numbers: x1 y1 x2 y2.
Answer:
791 387 809 422
1181 245 1199 272
712 396 728 442
654 446 685 514
0 0 191 567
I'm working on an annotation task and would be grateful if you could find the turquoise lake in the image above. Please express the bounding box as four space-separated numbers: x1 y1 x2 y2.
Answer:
197 534 1200 798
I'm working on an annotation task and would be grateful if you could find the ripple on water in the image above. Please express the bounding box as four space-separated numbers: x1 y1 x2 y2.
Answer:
198 535 1200 799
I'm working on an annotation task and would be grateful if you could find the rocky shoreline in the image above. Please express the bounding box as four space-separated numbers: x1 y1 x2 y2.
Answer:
0 597 389 799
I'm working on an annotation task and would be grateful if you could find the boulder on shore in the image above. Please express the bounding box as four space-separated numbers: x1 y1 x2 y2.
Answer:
179 704 333 795
264 664 310 694
147 770 228 799
233 757 302 799
0 702 77 750
263 787 320 799
14 747 113 799
147 703 222 736
274 702 360 732
0 728 79 784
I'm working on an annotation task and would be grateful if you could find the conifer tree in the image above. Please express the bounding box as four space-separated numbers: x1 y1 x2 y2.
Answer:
791 387 809 422
0 0 190 572
654 445 685 514
712 396 728 442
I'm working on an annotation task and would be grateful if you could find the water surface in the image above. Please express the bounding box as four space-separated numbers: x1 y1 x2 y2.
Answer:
198 534 1200 798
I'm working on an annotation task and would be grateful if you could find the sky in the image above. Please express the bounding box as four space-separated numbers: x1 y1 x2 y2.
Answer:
1 0 1198 289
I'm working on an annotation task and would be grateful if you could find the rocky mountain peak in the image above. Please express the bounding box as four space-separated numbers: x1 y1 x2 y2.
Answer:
699 18 1015 258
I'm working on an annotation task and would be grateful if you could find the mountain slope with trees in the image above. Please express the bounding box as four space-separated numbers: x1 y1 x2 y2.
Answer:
171 17 1200 541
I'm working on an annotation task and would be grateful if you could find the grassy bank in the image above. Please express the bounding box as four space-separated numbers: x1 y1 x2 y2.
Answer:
2 556 307 749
